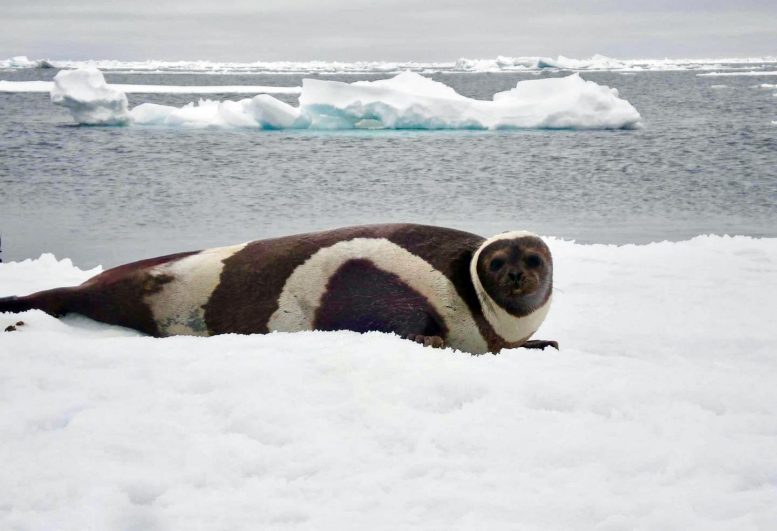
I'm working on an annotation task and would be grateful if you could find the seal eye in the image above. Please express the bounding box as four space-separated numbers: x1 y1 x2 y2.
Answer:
525 254 542 268
489 258 505 272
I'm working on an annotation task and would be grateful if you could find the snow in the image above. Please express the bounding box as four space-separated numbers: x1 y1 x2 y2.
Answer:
2 235 777 530
50 68 130 125
0 80 301 94
50 69 642 130
5 54 777 73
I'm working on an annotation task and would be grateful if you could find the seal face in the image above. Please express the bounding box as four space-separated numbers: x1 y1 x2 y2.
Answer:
475 234 552 318
0 224 556 353
469 231 553 346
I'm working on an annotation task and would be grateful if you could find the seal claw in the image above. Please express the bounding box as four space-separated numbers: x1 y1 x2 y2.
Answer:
406 334 446 349
522 339 559 350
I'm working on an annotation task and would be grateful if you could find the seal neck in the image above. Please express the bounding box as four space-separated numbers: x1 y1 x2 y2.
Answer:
469 231 552 344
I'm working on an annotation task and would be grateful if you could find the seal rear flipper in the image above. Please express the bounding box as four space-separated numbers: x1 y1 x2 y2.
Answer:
0 287 79 317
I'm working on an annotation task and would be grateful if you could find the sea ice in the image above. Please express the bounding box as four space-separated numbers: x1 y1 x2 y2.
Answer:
50 68 130 125
0 80 301 94
2 235 777 529
7 54 777 73
51 68 642 130
698 70 777 76
536 54 627 70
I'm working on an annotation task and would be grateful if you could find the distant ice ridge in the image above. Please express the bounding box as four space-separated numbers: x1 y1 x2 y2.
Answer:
51 68 642 130
0 55 54 69
0 80 301 95
5 54 777 73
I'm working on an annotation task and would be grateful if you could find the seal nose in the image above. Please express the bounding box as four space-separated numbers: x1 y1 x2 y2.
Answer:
507 270 523 285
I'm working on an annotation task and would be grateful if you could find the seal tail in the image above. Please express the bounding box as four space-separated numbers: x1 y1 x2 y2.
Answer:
0 287 79 317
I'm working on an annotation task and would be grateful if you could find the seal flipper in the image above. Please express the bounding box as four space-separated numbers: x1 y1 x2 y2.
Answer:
0 287 79 317
522 339 559 350
406 334 446 348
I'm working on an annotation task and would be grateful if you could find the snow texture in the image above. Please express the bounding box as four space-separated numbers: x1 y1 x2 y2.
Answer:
0 80 301 94
50 69 642 130
5 54 777 73
2 236 777 530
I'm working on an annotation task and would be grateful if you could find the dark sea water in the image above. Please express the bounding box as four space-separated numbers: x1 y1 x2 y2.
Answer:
1 68 776 268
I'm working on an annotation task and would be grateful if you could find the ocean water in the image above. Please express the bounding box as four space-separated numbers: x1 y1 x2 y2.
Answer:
1 67 776 268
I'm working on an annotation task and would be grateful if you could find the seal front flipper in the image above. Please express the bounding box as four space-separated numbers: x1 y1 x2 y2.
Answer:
521 339 559 350
405 334 446 348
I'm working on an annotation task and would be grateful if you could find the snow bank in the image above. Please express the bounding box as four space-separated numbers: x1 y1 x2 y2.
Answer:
50 68 130 125
51 69 642 130
0 80 301 94
2 236 777 530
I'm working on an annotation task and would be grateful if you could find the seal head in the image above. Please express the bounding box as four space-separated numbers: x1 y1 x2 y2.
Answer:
470 231 553 346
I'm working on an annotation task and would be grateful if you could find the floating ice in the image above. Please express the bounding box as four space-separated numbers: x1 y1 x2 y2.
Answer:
52 69 642 130
2 235 777 529
698 70 777 77
131 95 308 129
536 54 628 70
0 55 43 68
0 80 301 94
50 68 130 125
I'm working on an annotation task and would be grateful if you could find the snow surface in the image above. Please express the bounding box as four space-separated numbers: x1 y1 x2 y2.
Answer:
5 54 777 73
0 80 301 94
51 69 642 130
2 236 777 530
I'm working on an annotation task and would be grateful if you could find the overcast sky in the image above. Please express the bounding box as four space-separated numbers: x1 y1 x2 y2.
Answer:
1 0 776 61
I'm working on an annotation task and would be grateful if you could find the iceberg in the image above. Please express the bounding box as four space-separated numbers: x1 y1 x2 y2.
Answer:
51 68 642 130
50 68 130 125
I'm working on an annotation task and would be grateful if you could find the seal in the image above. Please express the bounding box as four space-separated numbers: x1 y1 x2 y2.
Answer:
0 224 557 353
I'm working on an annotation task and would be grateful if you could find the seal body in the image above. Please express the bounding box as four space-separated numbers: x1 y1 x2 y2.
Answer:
0 224 554 354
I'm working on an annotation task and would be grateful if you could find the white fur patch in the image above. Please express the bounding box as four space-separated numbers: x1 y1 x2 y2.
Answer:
145 243 247 336
469 231 552 344
267 238 489 354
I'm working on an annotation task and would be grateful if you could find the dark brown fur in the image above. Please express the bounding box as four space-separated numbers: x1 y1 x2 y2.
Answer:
314 258 448 338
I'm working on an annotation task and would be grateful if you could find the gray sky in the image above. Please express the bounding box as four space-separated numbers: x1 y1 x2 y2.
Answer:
1 0 776 61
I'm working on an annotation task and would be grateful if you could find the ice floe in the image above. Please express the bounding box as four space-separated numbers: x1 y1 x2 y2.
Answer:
50 68 131 125
698 70 777 77
2 235 777 529
51 68 642 130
